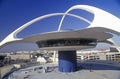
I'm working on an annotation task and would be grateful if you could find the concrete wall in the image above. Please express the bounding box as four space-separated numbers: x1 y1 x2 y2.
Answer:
0 65 14 79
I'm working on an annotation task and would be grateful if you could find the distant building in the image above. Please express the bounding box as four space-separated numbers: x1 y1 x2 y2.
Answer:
8 53 31 60
77 46 120 62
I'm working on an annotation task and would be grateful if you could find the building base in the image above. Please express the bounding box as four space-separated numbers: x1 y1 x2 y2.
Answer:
58 51 77 72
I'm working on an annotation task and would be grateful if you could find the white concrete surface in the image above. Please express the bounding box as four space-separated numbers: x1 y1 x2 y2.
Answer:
8 62 120 79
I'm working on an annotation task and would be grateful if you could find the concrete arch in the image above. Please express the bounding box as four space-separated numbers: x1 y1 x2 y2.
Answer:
0 13 90 47
58 5 120 35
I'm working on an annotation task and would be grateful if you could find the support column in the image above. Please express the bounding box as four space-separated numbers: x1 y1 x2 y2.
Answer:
58 51 77 72
53 51 57 64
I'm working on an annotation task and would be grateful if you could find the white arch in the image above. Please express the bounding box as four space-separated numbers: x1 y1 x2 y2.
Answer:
58 5 120 35
0 13 91 47
13 13 91 38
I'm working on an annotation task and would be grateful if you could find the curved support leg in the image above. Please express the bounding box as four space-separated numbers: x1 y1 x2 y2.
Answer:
58 5 120 35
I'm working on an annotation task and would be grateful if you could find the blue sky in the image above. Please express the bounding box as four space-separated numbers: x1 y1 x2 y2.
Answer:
0 0 120 52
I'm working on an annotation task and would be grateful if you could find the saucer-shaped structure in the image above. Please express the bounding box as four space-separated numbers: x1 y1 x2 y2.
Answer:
23 29 112 51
